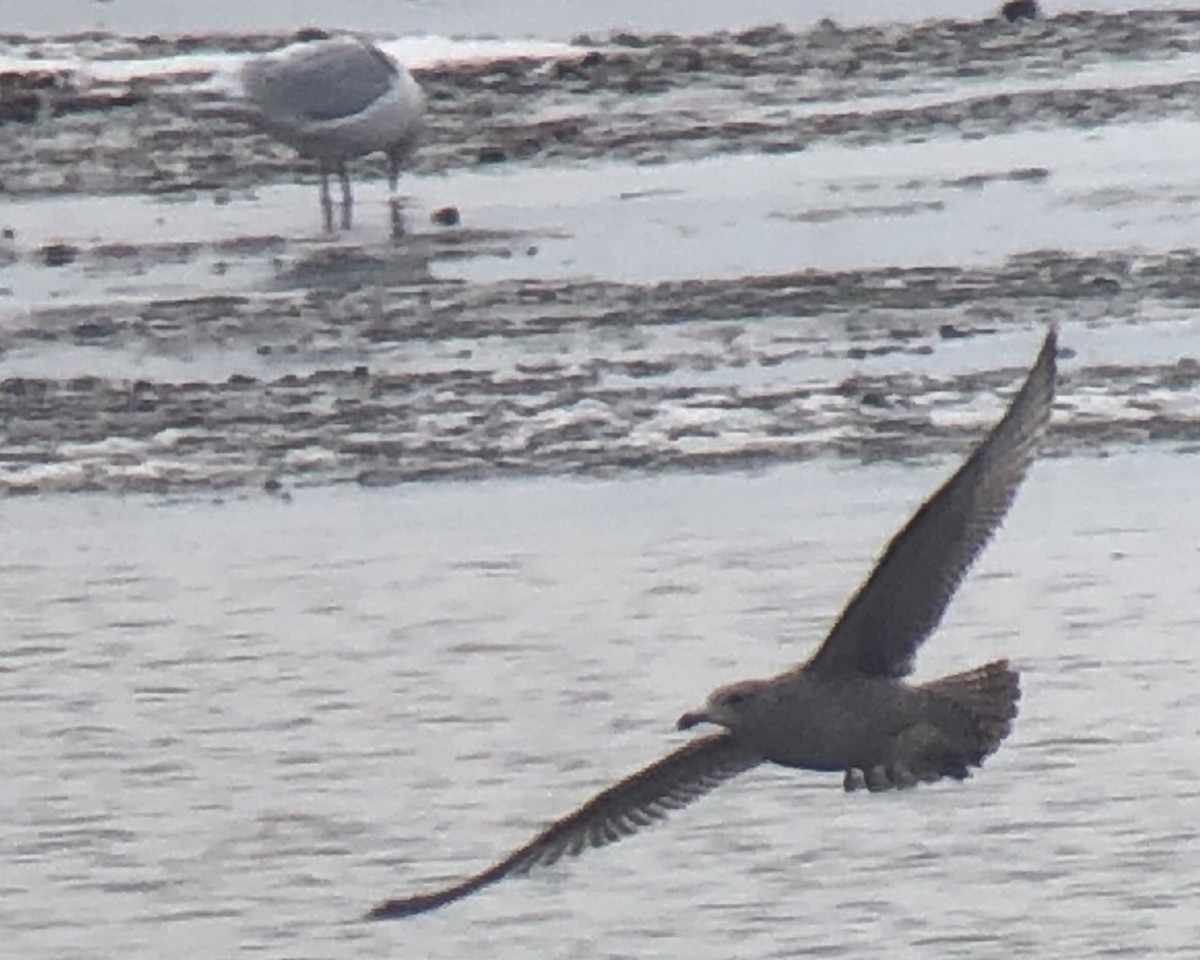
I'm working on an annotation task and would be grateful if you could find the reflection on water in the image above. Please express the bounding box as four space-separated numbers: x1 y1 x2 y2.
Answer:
1 449 1197 958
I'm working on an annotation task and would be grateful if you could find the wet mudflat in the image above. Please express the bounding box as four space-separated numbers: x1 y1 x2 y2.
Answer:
2 10 1200 493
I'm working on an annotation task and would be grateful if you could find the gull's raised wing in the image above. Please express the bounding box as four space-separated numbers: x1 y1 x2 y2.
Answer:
368 732 761 919
803 328 1056 680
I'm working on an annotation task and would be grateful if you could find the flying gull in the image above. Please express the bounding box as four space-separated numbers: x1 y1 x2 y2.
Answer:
241 35 425 233
369 328 1057 919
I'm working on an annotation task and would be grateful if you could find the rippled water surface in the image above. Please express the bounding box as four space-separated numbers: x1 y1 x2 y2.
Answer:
3 449 1198 958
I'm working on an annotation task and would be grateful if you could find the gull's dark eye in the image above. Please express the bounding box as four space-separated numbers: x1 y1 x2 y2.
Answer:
725 691 749 707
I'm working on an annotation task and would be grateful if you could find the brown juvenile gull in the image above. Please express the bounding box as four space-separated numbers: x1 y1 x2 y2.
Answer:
241 35 425 233
369 328 1057 919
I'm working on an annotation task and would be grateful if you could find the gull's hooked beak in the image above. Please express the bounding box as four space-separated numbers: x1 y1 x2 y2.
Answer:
676 709 710 731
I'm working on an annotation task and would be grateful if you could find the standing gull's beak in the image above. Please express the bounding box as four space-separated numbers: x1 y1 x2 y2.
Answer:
676 709 709 731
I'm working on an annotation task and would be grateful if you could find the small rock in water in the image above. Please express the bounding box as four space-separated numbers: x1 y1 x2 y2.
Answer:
41 242 78 267
1001 0 1040 22
431 206 461 227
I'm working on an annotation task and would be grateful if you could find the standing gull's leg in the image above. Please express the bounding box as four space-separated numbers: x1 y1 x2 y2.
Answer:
338 161 353 230
318 165 335 233
387 151 405 238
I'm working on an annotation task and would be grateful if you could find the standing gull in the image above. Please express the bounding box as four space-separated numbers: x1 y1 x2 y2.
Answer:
369 329 1057 919
241 35 424 233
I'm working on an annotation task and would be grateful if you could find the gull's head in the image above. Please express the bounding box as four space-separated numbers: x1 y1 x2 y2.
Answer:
677 679 771 732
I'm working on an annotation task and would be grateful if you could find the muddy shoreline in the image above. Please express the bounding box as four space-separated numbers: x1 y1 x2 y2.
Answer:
2 10 1200 196
3 244 1200 496
2 10 1200 495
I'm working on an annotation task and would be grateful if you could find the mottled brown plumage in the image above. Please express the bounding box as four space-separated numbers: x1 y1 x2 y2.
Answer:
369 329 1057 919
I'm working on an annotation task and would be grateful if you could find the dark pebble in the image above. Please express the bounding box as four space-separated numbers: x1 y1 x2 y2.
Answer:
41 242 78 267
1001 0 1040 22
72 319 117 339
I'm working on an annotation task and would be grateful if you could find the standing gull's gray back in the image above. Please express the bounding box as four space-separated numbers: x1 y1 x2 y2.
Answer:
242 40 400 145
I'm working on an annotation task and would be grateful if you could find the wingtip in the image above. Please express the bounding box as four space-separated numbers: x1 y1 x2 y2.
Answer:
364 896 427 921
1025 325 1058 402
1040 324 1059 368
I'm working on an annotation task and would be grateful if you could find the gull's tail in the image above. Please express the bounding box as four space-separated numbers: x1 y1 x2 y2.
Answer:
844 659 1020 792
922 658 1021 756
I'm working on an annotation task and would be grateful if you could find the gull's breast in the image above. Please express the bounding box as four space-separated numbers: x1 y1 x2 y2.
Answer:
755 675 922 771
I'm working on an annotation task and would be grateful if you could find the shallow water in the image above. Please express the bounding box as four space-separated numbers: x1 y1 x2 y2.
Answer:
2 449 1198 958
